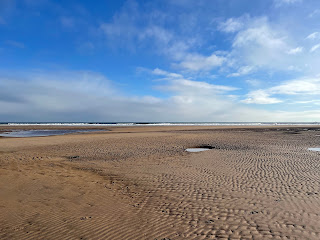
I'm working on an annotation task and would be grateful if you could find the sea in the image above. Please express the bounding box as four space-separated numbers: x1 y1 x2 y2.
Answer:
1 122 320 126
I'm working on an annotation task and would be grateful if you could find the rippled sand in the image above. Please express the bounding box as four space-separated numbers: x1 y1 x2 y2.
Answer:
0 126 320 239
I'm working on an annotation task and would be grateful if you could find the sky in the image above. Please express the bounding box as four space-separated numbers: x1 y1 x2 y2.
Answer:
1 0 320 122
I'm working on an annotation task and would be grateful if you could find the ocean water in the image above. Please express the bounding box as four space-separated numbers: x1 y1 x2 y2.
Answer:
0 129 103 138
1 122 320 126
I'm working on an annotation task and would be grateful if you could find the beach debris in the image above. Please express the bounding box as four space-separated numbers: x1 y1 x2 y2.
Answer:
307 192 318 195
250 211 259 215
68 155 80 161
205 219 214 224
197 145 215 149
284 130 301 134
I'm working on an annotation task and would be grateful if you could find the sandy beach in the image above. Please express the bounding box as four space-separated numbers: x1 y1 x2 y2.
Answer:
0 125 320 239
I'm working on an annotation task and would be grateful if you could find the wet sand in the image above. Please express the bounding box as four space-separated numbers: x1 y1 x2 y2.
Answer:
0 125 320 239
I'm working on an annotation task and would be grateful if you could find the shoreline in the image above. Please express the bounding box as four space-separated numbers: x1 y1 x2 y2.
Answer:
1 124 320 131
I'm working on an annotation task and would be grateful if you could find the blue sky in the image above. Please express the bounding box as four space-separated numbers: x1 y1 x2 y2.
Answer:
1 0 320 122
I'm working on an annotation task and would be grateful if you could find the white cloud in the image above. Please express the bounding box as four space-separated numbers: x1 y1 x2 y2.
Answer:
245 79 261 87
310 43 320 52
293 100 320 104
232 19 286 50
228 65 255 77
274 0 302 7
287 47 303 55
218 17 245 33
243 76 320 104
242 90 282 104
229 17 290 70
223 16 320 75
99 3 319 77
177 53 226 71
157 79 238 93
151 68 183 79
306 32 320 40
99 5 198 66
278 0 301 3
0 70 166 121
138 26 173 45
309 9 320 18
271 77 320 95
99 0 193 58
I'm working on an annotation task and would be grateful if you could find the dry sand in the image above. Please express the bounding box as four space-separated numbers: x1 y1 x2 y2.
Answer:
0 125 320 239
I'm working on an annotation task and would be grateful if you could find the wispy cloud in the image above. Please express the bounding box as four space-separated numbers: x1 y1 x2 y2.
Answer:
98 2 319 78
309 9 320 18
310 43 320 52
274 0 302 7
271 77 320 95
177 53 226 72
306 32 320 40
228 66 255 77
218 15 320 76
60 16 75 28
151 68 183 79
243 76 320 104
5 40 25 48
287 47 303 55
99 1 177 52
218 17 246 33
231 17 287 65
156 78 238 93
245 79 261 87
242 90 282 104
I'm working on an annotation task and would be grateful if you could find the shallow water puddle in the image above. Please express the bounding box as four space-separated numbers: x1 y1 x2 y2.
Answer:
185 148 211 152
0 129 103 138
308 148 320 152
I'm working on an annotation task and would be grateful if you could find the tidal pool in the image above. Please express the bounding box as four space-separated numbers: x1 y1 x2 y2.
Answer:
308 148 320 152
0 129 103 138
185 148 211 152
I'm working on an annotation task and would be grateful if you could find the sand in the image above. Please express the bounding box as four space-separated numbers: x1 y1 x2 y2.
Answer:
0 125 320 239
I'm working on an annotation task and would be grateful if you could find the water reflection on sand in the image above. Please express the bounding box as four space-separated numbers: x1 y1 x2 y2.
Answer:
0 129 103 138
308 148 320 152
185 148 211 152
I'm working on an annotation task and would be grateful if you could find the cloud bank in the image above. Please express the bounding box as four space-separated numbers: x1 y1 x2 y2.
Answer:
1 70 320 122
